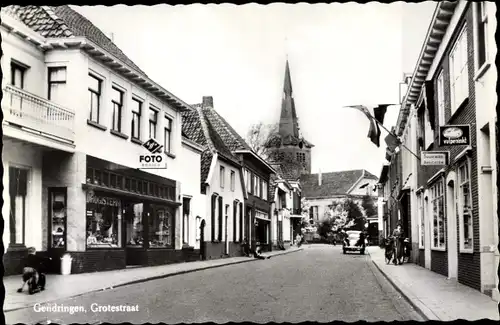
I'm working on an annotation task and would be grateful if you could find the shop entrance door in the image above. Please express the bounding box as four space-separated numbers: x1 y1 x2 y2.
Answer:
122 202 144 266
48 187 67 273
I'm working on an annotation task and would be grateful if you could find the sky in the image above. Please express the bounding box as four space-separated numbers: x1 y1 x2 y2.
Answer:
73 2 436 178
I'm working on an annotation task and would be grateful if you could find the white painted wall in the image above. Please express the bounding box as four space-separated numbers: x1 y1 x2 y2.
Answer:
348 177 379 196
179 141 205 249
2 140 43 252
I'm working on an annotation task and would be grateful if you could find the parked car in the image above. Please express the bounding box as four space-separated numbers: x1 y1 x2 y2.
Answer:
342 230 366 255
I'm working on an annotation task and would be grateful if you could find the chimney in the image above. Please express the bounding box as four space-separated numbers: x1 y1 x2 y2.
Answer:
202 96 214 108
110 33 114 42
318 169 322 186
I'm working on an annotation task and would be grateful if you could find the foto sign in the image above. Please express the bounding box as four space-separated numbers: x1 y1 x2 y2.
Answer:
421 151 449 166
439 125 470 146
139 138 167 169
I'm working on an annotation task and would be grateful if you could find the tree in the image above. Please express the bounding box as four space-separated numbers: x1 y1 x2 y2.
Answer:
317 218 335 238
245 122 279 160
361 195 377 219
343 198 365 230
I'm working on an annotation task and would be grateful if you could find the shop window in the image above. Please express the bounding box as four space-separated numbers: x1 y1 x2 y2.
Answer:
143 181 149 195
149 207 174 248
9 167 28 245
131 179 137 193
126 203 144 247
417 192 424 249
50 190 66 248
116 175 123 189
125 178 130 191
137 181 143 194
94 170 102 186
459 160 473 251
430 180 445 250
86 193 122 248
159 187 165 198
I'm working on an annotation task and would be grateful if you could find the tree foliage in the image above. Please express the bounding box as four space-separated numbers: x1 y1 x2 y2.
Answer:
317 218 335 238
245 122 279 160
326 197 366 231
361 195 377 218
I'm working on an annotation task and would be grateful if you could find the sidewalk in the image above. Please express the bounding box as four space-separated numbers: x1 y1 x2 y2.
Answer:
367 246 499 321
3 246 303 313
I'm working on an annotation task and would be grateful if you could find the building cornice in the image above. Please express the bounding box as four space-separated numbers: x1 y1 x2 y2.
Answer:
181 137 205 153
396 1 458 136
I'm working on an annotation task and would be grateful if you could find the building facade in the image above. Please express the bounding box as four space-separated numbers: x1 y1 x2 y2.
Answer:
2 6 200 274
394 1 498 299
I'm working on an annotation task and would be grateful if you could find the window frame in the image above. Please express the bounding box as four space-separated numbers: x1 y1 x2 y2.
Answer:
436 70 445 127
111 86 124 132
230 170 235 192
11 61 27 89
458 158 474 253
474 2 489 75
164 115 172 154
430 179 446 251
220 166 225 189
48 66 67 102
8 165 30 245
182 197 191 245
88 73 102 124
149 106 158 139
449 24 469 115
417 192 425 249
131 97 142 140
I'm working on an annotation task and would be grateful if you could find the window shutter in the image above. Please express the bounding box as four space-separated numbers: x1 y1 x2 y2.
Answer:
233 202 237 242
211 195 217 241
218 196 223 241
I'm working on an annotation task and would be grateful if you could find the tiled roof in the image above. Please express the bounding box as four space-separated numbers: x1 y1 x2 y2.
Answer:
300 169 377 198
272 162 303 181
265 133 314 148
181 105 242 189
3 5 148 77
202 106 252 152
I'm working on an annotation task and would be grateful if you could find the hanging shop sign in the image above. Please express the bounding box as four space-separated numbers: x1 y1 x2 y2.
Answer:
421 151 450 166
139 138 167 169
439 125 470 146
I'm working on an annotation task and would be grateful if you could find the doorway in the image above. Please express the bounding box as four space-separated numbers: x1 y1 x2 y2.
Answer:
446 173 458 280
123 201 144 266
424 192 431 269
48 187 67 273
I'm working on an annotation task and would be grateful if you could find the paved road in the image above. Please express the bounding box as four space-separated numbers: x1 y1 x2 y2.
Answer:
6 245 424 324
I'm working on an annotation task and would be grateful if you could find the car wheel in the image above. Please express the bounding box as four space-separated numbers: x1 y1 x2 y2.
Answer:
343 249 346 254
360 250 364 255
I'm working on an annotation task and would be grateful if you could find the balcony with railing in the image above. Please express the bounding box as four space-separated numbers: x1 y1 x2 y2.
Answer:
2 84 75 145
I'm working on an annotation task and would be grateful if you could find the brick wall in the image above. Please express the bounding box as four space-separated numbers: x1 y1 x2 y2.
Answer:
70 250 126 274
417 4 480 290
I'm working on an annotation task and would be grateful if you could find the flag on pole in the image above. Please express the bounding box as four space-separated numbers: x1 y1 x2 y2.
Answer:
345 104 390 147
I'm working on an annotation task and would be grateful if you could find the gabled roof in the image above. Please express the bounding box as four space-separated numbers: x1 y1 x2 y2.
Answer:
270 162 302 182
300 169 378 199
3 5 147 76
181 104 243 188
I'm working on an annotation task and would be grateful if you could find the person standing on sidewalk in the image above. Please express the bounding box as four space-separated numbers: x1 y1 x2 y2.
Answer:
392 224 404 265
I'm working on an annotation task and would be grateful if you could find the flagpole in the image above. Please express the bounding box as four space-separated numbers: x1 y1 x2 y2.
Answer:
368 110 421 161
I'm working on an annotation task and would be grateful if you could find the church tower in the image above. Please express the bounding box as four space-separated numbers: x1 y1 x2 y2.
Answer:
265 60 314 177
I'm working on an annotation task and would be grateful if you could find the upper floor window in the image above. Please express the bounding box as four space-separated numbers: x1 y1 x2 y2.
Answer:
246 169 252 194
220 166 225 189
262 181 268 201
458 160 473 251
230 170 235 191
436 71 445 126
111 87 123 132
164 115 172 154
48 67 67 105
131 98 142 140
88 74 102 123
449 25 469 114
11 61 27 89
475 2 488 70
149 107 158 139
430 180 445 250
253 175 259 196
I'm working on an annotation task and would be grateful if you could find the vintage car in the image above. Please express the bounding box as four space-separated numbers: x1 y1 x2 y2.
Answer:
342 230 366 255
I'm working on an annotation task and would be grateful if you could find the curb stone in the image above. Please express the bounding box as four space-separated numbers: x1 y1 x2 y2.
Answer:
368 255 439 321
4 247 303 313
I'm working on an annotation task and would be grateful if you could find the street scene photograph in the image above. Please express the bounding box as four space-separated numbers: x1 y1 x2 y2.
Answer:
1 1 498 324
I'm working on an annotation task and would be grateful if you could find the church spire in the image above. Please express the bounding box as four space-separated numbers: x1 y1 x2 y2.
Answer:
279 60 300 138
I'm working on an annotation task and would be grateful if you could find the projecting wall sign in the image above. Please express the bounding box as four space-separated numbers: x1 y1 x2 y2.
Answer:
421 151 450 166
439 125 470 146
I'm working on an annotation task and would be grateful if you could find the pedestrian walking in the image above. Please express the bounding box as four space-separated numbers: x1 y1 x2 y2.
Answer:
392 224 404 265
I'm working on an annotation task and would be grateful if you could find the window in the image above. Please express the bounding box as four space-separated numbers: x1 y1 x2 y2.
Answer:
309 206 319 223
430 180 445 250
11 61 26 89
246 169 252 193
88 74 102 123
195 216 201 241
164 115 172 154
253 175 259 196
230 170 235 191
86 194 122 248
218 196 223 241
417 193 424 248
424 106 434 149
9 167 28 245
182 197 190 245
220 166 225 189
262 181 268 201
50 190 66 248
436 71 445 126
458 160 473 251
211 195 219 241
131 98 142 139
48 67 67 105
126 203 143 247
149 206 174 248
149 107 158 139
475 2 488 69
233 201 239 242
449 25 469 114
239 202 244 243
111 87 123 132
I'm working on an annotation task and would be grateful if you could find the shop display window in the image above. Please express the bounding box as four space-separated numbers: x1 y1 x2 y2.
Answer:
126 203 144 247
149 206 174 248
86 193 122 248
51 190 67 248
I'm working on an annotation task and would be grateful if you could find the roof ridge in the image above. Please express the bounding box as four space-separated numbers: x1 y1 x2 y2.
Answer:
209 108 252 151
42 6 73 36
195 106 216 153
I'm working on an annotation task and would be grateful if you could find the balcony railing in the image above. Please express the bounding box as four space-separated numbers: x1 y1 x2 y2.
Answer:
2 84 75 143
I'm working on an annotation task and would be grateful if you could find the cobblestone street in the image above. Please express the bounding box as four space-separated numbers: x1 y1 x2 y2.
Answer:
6 245 423 324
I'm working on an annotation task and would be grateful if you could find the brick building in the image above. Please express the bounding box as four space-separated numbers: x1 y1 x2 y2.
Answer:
394 1 497 299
